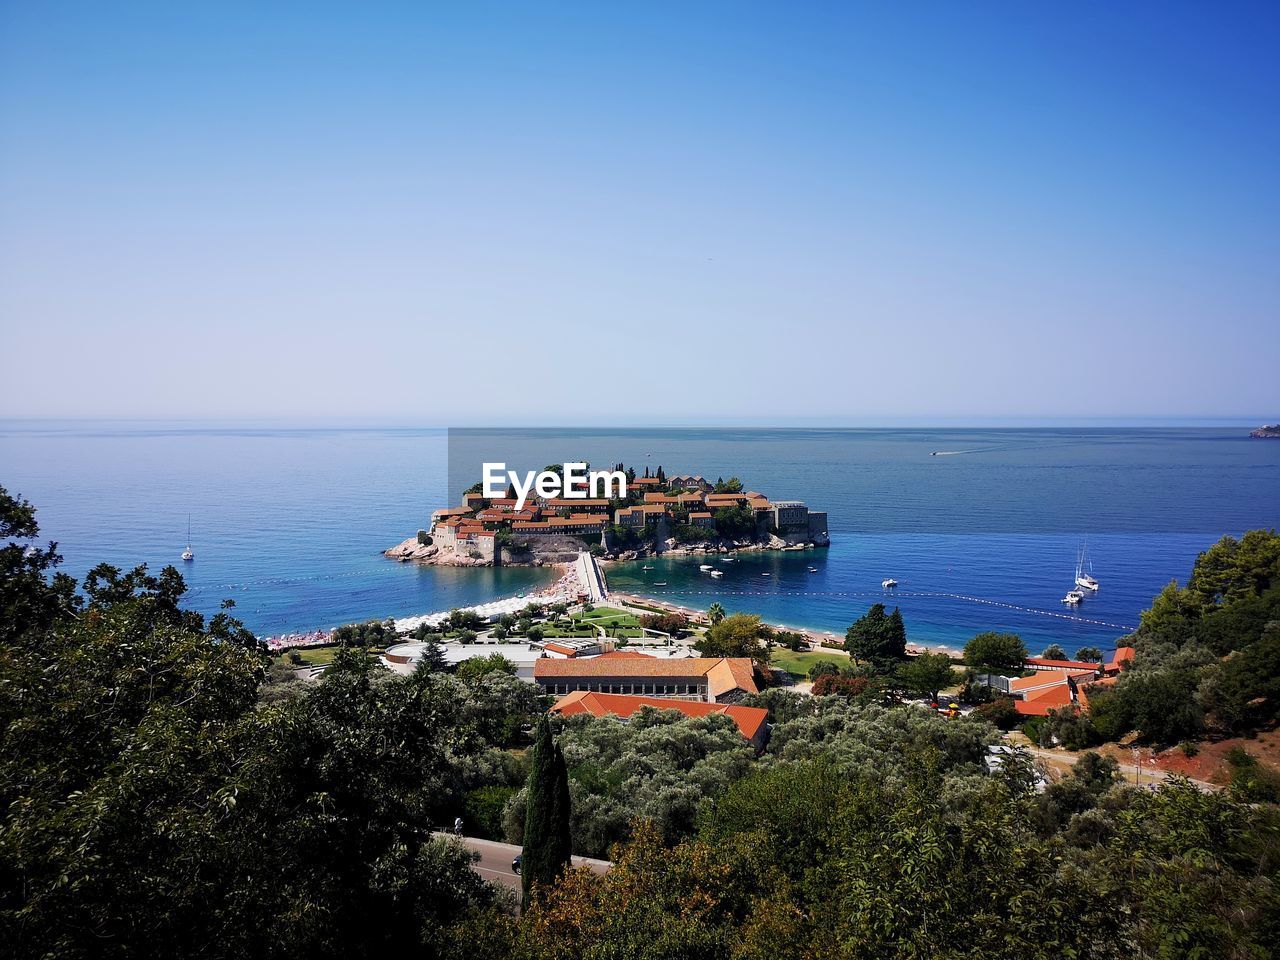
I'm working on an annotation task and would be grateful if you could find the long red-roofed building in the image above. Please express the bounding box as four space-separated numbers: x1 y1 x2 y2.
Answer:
533 654 759 703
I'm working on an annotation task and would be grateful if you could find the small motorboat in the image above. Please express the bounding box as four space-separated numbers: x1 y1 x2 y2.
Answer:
1062 590 1085 606
882 578 897 589
709 570 724 578
761 572 771 577
642 565 654 570
721 556 735 562
699 564 714 572
808 566 818 572
653 582 667 586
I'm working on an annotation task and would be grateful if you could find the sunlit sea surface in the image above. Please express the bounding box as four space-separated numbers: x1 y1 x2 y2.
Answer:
3 422 1277 655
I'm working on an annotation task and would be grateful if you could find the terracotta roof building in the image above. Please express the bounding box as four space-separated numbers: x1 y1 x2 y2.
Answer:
533 654 759 703
1010 668 1096 716
551 690 770 749
1104 646 1137 675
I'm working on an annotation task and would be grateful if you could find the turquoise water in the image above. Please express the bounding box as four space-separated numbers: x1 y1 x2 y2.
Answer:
2 422 1278 652
606 535 1215 653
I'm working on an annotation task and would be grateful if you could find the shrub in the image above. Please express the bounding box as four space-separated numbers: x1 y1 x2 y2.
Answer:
976 697 1020 730
1021 715 1050 746
812 674 870 699
416 529 431 546
808 660 840 681
464 785 518 840
1226 747 1280 803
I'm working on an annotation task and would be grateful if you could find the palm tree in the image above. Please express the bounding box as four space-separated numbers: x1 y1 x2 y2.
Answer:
708 602 726 626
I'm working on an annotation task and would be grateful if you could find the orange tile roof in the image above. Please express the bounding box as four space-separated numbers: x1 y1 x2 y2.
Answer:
551 690 768 741
543 498 612 507
433 506 474 517
1013 683 1074 716
688 511 712 519
534 656 758 695
1010 669 1092 693
595 650 656 660
631 477 662 485
643 493 680 503
547 516 605 527
543 642 582 657
1106 647 1137 672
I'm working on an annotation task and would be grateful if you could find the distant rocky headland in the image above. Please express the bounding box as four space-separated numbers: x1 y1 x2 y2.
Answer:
384 464 829 567
1249 423 1280 439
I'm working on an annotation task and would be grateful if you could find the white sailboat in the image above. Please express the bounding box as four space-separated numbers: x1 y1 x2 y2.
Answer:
1075 542 1099 591
182 516 195 562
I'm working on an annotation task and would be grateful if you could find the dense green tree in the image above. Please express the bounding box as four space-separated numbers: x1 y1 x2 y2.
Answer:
521 717 572 909
712 504 756 540
963 631 1028 673
843 604 908 667
896 651 957 701
455 652 517 682
0 493 504 960
413 635 449 673
807 659 839 681
1200 624 1280 731
696 613 771 670
1041 643 1068 661
332 618 396 646
1077 646 1104 662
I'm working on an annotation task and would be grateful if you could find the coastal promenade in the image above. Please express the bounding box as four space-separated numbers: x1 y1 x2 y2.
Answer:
576 551 609 604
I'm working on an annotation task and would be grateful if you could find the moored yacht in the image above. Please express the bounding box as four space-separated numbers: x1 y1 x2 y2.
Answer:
882 578 897 588
1075 542 1100 590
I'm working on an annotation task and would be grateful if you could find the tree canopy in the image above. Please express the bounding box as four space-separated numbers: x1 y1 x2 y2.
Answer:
844 604 908 667
963 631 1028 672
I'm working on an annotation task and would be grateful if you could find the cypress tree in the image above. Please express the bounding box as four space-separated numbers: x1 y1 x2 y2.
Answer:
521 716 572 908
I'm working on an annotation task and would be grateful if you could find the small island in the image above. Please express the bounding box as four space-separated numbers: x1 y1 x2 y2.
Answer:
1249 423 1280 438
386 465 829 567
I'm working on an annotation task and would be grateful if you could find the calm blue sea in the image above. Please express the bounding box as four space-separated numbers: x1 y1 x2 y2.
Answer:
2 422 1278 655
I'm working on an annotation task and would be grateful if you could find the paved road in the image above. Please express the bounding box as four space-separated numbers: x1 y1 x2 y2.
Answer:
435 833 612 897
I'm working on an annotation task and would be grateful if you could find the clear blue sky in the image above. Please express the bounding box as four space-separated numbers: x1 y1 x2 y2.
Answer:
1 2 1276 423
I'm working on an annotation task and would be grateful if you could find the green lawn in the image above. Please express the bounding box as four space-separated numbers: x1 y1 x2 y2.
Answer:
573 608 643 630
770 648 849 678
